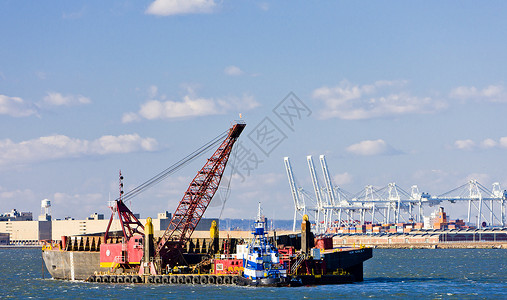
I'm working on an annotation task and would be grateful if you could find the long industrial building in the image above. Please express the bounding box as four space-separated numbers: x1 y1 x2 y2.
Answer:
0 210 218 245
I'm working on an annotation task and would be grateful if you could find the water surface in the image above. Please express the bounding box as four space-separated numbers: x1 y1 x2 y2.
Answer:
0 248 505 299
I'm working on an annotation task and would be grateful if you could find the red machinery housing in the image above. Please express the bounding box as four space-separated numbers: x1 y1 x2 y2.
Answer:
100 171 145 270
100 236 144 269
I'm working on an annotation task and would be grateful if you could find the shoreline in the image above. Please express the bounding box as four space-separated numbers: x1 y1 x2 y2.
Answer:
1 243 506 250
0 244 42 249
369 242 506 249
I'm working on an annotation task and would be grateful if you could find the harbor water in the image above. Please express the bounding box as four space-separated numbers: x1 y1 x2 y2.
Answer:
0 248 505 299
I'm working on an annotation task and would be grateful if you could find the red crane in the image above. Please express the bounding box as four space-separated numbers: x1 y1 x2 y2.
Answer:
156 121 246 268
101 171 146 271
104 170 144 242
100 121 245 273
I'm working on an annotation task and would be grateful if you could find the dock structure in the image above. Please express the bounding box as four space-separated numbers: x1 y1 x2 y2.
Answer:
331 228 507 249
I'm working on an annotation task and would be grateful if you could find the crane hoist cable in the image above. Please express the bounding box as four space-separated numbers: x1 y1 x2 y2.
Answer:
218 143 238 219
118 129 229 203
156 121 246 265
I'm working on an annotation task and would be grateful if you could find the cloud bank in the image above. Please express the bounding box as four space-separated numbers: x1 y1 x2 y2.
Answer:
1 91 92 118
0 94 37 117
333 172 353 186
346 139 400 156
123 87 259 122
454 136 507 151
42 92 91 106
450 84 506 102
146 0 217 16
313 80 446 120
0 134 158 167
224 65 244 76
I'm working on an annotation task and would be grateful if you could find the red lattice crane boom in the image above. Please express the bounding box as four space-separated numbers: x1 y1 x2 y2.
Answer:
156 121 246 267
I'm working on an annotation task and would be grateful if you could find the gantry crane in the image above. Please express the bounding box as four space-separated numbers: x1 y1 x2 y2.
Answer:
285 155 506 231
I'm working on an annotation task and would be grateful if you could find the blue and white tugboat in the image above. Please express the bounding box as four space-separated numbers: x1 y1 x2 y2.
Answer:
237 203 288 287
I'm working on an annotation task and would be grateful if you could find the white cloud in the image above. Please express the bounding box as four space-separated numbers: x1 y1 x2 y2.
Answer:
0 186 38 214
62 7 86 19
36 71 47 80
232 172 282 189
333 172 352 186
148 85 158 98
122 112 141 123
499 137 507 149
463 173 491 185
146 0 217 16
0 186 35 201
481 138 497 149
52 192 105 218
450 84 506 102
91 134 158 154
449 86 478 99
206 172 290 218
313 80 446 120
412 169 457 191
0 134 158 167
42 92 91 106
346 139 399 156
0 94 37 117
224 65 244 76
483 85 504 98
1 92 91 117
258 2 270 11
123 88 259 122
139 97 220 120
134 172 289 219
217 93 260 111
454 139 476 150
454 137 507 151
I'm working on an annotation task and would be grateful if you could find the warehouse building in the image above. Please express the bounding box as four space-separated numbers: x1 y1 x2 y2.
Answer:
0 209 218 244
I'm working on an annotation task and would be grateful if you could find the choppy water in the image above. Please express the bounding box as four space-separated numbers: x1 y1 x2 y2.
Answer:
0 248 505 299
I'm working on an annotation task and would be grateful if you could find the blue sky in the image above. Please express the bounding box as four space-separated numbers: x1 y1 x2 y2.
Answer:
1 1 506 222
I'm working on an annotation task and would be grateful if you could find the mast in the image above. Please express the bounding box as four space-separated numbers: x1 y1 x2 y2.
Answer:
104 170 144 241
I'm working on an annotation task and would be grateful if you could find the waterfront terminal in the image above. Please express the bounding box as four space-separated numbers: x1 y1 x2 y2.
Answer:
1 208 505 249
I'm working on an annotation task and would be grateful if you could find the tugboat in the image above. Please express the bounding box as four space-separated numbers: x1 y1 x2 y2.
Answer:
237 203 288 287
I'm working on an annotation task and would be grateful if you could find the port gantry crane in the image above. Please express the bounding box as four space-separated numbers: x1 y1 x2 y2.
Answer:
426 180 506 228
318 155 361 228
350 183 425 225
306 155 361 232
306 155 327 232
285 155 360 234
284 156 319 232
285 156 506 233
101 121 245 274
